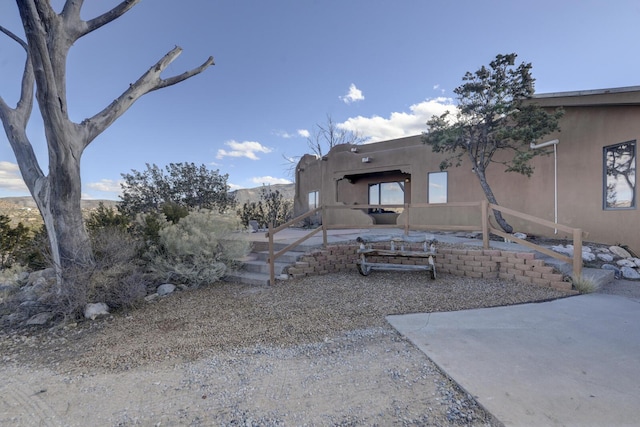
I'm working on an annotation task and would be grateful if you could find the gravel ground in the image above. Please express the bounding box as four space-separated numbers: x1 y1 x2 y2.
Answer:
0 270 569 426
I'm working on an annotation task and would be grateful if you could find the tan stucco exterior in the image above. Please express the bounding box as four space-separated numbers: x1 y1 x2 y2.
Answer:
294 86 640 253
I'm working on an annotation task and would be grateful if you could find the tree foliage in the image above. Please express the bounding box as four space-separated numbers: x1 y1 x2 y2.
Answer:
119 163 236 217
237 186 293 229
422 53 563 233
0 215 32 269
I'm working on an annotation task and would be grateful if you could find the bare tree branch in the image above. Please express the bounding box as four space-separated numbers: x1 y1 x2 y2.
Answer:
0 24 28 49
81 0 140 36
81 46 214 146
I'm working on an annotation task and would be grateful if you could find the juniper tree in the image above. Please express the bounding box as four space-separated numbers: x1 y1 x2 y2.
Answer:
422 53 563 233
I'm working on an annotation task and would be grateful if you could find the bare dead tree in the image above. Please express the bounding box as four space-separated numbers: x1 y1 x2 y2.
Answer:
0 1 214 291
283 114 364 177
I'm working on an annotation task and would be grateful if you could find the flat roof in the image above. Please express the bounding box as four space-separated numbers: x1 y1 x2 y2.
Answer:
534 85 640 99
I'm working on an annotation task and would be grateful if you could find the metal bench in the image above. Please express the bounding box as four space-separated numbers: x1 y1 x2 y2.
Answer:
355 235 437 279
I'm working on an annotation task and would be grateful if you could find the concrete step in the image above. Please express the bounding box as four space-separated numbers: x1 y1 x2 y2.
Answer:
224 247 307 285
252 250 306 263
223 270 271 286
240 260 290 275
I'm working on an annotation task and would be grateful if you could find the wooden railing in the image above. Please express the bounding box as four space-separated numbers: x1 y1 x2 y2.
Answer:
266 200 585 285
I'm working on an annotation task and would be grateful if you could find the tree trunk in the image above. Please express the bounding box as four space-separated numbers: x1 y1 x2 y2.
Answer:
27 137 93 292
474 167 514 234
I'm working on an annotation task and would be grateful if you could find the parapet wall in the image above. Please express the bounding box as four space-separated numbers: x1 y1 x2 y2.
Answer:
286 243 573 292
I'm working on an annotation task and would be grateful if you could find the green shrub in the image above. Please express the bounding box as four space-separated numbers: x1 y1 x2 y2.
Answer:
148 210 250 286
237 186 293 229
85 202 130 233
0 215 34 269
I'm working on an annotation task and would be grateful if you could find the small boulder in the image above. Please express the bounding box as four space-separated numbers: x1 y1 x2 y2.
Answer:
617 259 636 268
84 302 109 320
609 246 632 259
582 251 596 262
620 266 640 280
157 283 176 296
26 311 54 326
597 253 614 262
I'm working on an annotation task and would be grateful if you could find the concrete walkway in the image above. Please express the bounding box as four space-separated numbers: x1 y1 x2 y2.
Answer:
387 293 640 427
250 227 640 425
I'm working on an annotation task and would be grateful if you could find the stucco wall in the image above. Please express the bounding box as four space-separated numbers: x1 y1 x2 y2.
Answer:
294 102 640 253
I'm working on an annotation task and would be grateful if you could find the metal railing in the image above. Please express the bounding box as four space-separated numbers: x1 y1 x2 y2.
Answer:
265 200 585 285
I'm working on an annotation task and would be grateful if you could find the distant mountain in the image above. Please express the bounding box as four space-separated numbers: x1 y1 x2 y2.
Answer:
0 183 295 225
231 183 295 205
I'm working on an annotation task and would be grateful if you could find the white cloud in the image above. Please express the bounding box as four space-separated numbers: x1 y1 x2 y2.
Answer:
338 97 457 143
0 161 28 193
216 140 272 160
228 182 244 191
86 179 122 194
298 129 310 138
340 83 365 104
251 176 292 186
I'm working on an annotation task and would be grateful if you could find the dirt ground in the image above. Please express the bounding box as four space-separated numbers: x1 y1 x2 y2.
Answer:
0 270 575 426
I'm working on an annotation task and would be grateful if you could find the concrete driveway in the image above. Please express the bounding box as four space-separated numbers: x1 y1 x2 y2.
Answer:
387 287 640 427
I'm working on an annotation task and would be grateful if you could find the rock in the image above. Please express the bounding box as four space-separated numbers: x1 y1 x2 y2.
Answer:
513 232 527 240
609 246 632 259
26 311 54 326
551 245 573 256
582 252 596 262
84 302 109 320
620 266 640 280
601 264 622 279
617 259 636 268
597 253 614 262
157 284 176 296
632 258 640 268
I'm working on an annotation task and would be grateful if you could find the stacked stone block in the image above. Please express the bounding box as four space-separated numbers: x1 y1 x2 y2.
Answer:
284 243 573 292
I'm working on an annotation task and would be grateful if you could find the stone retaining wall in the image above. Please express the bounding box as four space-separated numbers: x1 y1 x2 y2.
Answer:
286 243 573 292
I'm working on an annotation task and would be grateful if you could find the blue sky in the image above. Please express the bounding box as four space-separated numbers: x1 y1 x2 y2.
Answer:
1 0 640 200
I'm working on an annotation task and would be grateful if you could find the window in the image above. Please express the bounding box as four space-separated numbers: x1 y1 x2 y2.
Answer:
369 181 405 212
604 141 636 209
428 171 448 204
308 190 319 209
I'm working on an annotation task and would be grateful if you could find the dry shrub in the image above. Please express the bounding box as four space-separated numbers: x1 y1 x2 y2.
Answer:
148 210 250 286
52 227 150 319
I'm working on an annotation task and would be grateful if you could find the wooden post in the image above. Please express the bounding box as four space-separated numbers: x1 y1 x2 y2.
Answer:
322 205 327 246
404 203 409 235
481 200 490 249
268 222 275 286
573 228 583 279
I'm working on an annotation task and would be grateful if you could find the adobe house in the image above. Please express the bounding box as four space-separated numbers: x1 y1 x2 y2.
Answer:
294 86 639 254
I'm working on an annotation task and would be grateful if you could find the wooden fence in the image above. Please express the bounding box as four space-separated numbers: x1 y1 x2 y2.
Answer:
266 201 585 285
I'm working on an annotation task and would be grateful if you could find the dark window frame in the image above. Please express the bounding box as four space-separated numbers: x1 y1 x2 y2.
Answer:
603 140 636 210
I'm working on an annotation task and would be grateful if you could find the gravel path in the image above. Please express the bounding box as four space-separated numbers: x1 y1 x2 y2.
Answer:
0 270 569 426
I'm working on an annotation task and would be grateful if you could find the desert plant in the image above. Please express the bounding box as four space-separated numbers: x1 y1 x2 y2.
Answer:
571 275 599 294
148 210 250 286
50 226 149 319
237 186 293 229
0 215 33 269
85 202 130 233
